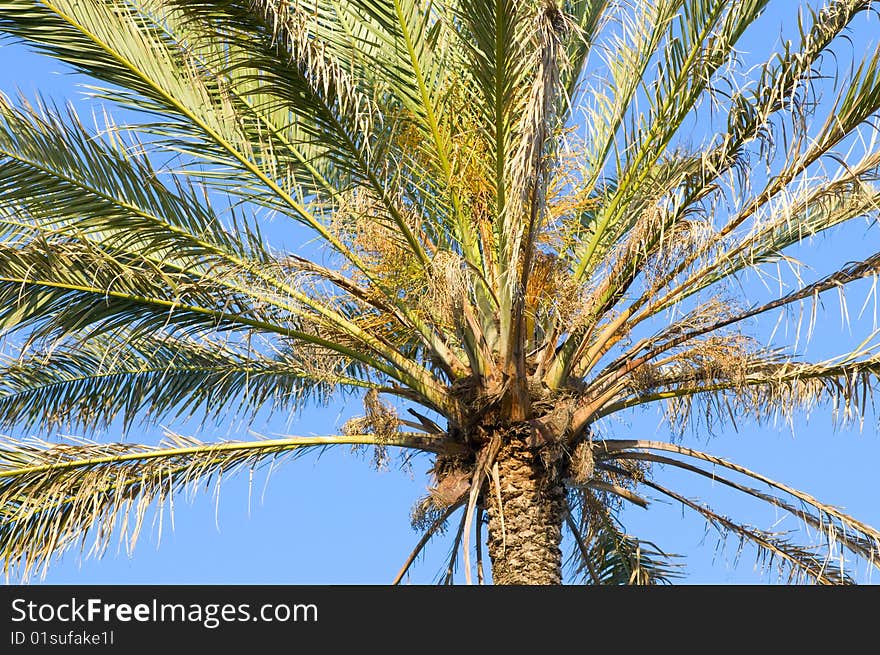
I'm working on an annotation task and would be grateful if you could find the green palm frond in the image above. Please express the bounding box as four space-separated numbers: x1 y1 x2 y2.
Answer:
0 331 376 433
0 94 253 266
164 2 416 224
566 193 880 399
648 9 880 290
0 94 457 408
571 0 768 281
574 0 681 203
638 151 880 324
0 235 452 408
450 0 535 315
546 0 880 389
0 239 257 339
672 0 879 220
565 489 681 585
0 430 440 580
152 1 470 375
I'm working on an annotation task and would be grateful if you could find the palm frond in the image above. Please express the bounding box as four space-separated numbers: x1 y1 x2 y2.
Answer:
393 497 465 585
565 488 681 585
450 0 529 344
576 245 880 421
639 155 880 324
0 93 253 266
0 93 458 407
598 350 880 433
625 0 880 312
0 430 439 580
635 476 855 584
571 0 768 281
574 0 683 209
594 442 880 564
0 235 458 410
546 0 880 389
0 0 360 262
166 0 432 262
0 331 377 433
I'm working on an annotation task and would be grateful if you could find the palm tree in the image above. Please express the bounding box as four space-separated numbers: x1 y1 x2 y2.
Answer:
0 0 879 585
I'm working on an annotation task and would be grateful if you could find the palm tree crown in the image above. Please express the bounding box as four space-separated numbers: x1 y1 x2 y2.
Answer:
0 0 879 584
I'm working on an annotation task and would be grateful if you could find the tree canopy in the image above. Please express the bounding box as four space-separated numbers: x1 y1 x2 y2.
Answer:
0 0 879 584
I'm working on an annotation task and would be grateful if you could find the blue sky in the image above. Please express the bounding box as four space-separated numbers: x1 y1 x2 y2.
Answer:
0 1 879 585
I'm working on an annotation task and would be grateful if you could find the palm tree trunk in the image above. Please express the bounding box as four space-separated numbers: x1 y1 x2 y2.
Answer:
484 433 566 584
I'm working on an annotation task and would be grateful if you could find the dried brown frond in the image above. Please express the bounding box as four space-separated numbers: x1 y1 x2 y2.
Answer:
249 0 377 156
567 487 679 585
640 476 855 585
544 131 594 222
597 441 880 569
411 453 473 531
657 353 880 436
588 459 650 510
644 215 717 286
660 297 745 339
509 2 569 211
661 333 763 386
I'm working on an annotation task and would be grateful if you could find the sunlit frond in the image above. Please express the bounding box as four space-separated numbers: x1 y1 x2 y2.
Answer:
597 349 880 432
0 331 377 433
0 430 438 580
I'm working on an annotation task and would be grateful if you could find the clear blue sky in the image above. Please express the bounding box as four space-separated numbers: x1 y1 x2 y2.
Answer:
0 1 878 585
